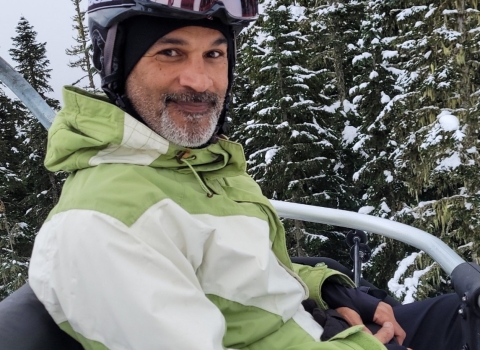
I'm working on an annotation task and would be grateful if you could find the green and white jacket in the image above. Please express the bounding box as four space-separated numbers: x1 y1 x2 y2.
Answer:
29 87 386 350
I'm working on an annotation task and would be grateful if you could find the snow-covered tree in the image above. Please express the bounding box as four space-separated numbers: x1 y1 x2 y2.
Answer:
0 86 30 299
66 0 97 91
352 1 480 301
0 17 63 299
347 0 415 292
9 16 62 227
392 0 480 300
232 1 357 261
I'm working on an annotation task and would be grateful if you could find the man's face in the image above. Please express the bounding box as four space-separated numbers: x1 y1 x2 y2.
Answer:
125 26 229 147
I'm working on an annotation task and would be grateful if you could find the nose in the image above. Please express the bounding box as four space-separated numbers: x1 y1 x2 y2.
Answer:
178 56 213 92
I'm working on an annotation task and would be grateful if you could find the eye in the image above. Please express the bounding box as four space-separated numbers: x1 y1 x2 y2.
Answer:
156 49 181 58
206 50 225 59
152 49 183 62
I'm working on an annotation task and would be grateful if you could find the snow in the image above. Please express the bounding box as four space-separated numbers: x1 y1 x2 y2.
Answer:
380 92 391 104
384 170 393 183
380 202 391 213
434 25 462 41
364 243 387 268
342 124 358 145
343 100 356 113
369 71 379 79
397 40 416 50
382 50 398 59
321 101 341 113
442 10 458 15
352 52 372 65
388 252 435 304
466 147 477 154
458 242 473 249
265 148 279 165
358 206 375 215
305 233 329 242
258 107 277 116
437 111 460 132
397 6 428 21
425 6 437 18
435 152 461 171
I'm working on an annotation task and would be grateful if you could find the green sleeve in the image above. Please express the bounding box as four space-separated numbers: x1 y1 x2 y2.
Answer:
284 326 387 350
293 262 355 309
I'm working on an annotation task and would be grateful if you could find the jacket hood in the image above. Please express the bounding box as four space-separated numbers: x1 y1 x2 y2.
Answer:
45 86 246 178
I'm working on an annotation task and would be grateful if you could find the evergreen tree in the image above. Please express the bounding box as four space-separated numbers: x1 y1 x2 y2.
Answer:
348 0 416 292
0 17 62 299
9 16 62 225
353 1 480 302
301 0 366 263
391 0 480 301
66 0 97 91
0 86 30 298
232 1 355 262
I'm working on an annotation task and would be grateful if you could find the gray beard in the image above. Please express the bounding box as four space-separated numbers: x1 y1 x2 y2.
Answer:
127 88 224 148
156 106 221 148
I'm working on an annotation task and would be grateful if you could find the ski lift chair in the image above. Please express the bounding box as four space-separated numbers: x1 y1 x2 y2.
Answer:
1 201 480 350
2 54 479 349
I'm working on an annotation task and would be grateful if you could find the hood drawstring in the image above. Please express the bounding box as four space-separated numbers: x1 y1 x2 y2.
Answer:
176 151 214 198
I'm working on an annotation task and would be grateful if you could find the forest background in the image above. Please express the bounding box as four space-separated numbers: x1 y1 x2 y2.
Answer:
1 0 480 304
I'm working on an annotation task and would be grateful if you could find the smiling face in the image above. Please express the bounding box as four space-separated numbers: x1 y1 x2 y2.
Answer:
125 26 229 147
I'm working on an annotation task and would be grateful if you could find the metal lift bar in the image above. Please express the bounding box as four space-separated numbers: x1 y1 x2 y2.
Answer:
271 200 465 276
0 56 55 130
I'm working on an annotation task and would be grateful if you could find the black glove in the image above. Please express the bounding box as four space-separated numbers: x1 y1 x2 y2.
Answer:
302 299 350 341
385 345 408 350
322 281 381 322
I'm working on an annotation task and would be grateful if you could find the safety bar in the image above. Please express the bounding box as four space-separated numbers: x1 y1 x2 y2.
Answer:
0 56 55 130
270 200 465 275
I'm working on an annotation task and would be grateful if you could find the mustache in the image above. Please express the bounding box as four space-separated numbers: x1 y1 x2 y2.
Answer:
162 91 221 106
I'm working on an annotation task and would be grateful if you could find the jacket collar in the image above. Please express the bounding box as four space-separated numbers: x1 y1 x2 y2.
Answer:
45 86 246 178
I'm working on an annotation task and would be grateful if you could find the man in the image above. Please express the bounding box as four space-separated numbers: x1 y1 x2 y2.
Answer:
28 1 461 349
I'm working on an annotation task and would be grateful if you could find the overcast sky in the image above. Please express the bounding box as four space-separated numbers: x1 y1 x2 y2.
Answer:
1 0 89 103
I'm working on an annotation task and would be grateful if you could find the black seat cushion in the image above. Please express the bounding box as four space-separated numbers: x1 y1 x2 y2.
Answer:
0 283 82 350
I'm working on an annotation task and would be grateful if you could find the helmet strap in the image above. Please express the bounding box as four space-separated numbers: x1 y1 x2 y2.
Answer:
104 23 119 77
101 23 123 105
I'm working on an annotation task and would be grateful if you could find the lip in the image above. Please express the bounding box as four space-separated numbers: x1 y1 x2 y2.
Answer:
169 101 211 114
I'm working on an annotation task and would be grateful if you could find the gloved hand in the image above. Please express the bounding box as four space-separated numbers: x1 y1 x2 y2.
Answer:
322 282 410 348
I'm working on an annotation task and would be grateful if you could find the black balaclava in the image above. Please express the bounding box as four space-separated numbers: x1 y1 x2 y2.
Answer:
119 16 235 139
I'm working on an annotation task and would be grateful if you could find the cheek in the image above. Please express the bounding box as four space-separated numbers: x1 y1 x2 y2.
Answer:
138 61 175 92
213 61 229 92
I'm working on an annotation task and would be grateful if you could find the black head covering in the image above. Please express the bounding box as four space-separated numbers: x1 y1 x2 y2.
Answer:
122 16 233 82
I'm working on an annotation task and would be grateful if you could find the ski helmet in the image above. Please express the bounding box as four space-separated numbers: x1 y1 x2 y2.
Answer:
87 0 259 136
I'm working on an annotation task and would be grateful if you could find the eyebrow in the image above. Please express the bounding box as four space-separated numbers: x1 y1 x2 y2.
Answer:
154 36 228 47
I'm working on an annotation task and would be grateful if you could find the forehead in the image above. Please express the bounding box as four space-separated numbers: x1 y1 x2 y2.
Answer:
151 26 227 48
